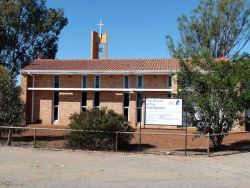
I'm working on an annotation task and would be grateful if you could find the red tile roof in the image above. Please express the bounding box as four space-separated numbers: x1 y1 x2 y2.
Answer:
22 58 180 72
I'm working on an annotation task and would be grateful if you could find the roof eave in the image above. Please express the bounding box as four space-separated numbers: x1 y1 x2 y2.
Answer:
21 70 178 75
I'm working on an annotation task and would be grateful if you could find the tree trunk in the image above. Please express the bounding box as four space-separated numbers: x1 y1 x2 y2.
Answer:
211 135 224 150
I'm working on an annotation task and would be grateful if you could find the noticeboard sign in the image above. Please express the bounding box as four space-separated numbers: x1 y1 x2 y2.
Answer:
145 98 182 126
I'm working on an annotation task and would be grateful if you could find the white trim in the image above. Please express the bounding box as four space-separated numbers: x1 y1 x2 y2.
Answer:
27 88 172 92
22 70 177 75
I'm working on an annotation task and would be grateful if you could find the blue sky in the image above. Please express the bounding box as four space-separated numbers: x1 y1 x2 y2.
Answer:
46 0 200 59
46 0 249 59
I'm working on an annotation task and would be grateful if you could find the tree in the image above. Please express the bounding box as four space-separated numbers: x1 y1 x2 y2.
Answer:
178 57 249 148
0 65 25 140
0 0 68 76
66 108 135 150
166 0 250 59
166 0 250 148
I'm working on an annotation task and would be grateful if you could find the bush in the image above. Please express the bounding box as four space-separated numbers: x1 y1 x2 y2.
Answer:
66 108 135 150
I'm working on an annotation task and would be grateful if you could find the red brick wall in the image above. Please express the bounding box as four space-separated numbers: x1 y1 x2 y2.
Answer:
144 75 168 89
101 75 123 88
33 91 53 125
23 74 177 127
59 91 81 125
100 91 123 114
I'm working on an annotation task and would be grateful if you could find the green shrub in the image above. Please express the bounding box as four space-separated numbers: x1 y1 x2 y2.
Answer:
66 108 135 150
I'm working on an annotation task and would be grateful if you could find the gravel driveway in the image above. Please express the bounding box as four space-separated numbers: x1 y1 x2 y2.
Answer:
0 146 250 188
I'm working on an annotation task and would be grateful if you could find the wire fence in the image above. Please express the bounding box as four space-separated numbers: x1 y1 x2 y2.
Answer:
0 126 249 156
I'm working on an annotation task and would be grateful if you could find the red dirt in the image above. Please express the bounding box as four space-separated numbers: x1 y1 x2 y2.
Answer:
5 124 250 154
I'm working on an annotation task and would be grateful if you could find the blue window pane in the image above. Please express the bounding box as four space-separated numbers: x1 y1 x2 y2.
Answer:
137 76 143 88
124 76 129 88
82 76 87 88
95 76 100 88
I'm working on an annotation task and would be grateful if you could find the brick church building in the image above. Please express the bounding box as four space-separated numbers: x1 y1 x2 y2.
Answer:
21 28 180 128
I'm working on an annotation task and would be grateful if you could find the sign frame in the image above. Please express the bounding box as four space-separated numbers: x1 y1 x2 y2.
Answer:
144 98 183 126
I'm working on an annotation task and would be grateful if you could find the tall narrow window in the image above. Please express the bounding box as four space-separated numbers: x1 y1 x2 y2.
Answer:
53 91 59 121
94 75 100 88
81 92 87 112
168 76 172 89
81 76 87 112
94 76 100 108
123 76 130 121
136 92 143 123
123 92 129 121
94 92 100 108
54 76 60 88
53 76 60 122
124 75 129 89
137 75 143 88
136 75 143 123
82 76 87 88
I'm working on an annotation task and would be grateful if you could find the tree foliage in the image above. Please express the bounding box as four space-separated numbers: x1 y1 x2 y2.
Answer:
166 0 250 58
0 65 25 137
178 55 250 147
167 0 250 148
0 0 68 76
66 108 135 150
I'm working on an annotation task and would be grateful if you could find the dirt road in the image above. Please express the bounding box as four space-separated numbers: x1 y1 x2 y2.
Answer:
0 147 250 188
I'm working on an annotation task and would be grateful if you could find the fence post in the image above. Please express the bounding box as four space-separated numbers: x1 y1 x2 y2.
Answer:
139 121 142 152
207 133 210 157
185 134 187 156
7 128 12 146
115 132 118 152
33 129 36 148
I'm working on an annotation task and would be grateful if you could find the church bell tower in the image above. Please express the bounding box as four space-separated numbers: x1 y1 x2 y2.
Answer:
91 20 108 59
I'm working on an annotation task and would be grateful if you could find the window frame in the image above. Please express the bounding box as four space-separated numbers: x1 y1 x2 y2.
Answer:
136 92 143 123
81 91 87 112
137 75 143 89
52 91 59 122
94 75 100 88
53 75 60 88
123 92 129 121
168 75 172 89
82 75 87 88
94 91 100 108
124 75 130 89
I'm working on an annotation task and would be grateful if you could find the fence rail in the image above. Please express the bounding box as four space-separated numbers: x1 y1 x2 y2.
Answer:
0 126 249 157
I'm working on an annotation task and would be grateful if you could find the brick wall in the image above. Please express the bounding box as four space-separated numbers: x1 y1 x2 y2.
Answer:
33 90 53 125
144 75 168 88
22 74 177 127
100 91 123 114
59 91 81 125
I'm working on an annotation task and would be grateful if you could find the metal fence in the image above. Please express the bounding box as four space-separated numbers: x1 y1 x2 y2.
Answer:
0 126 249 156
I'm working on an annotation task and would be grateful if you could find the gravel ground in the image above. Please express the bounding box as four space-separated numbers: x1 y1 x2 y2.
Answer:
0 146 250 188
